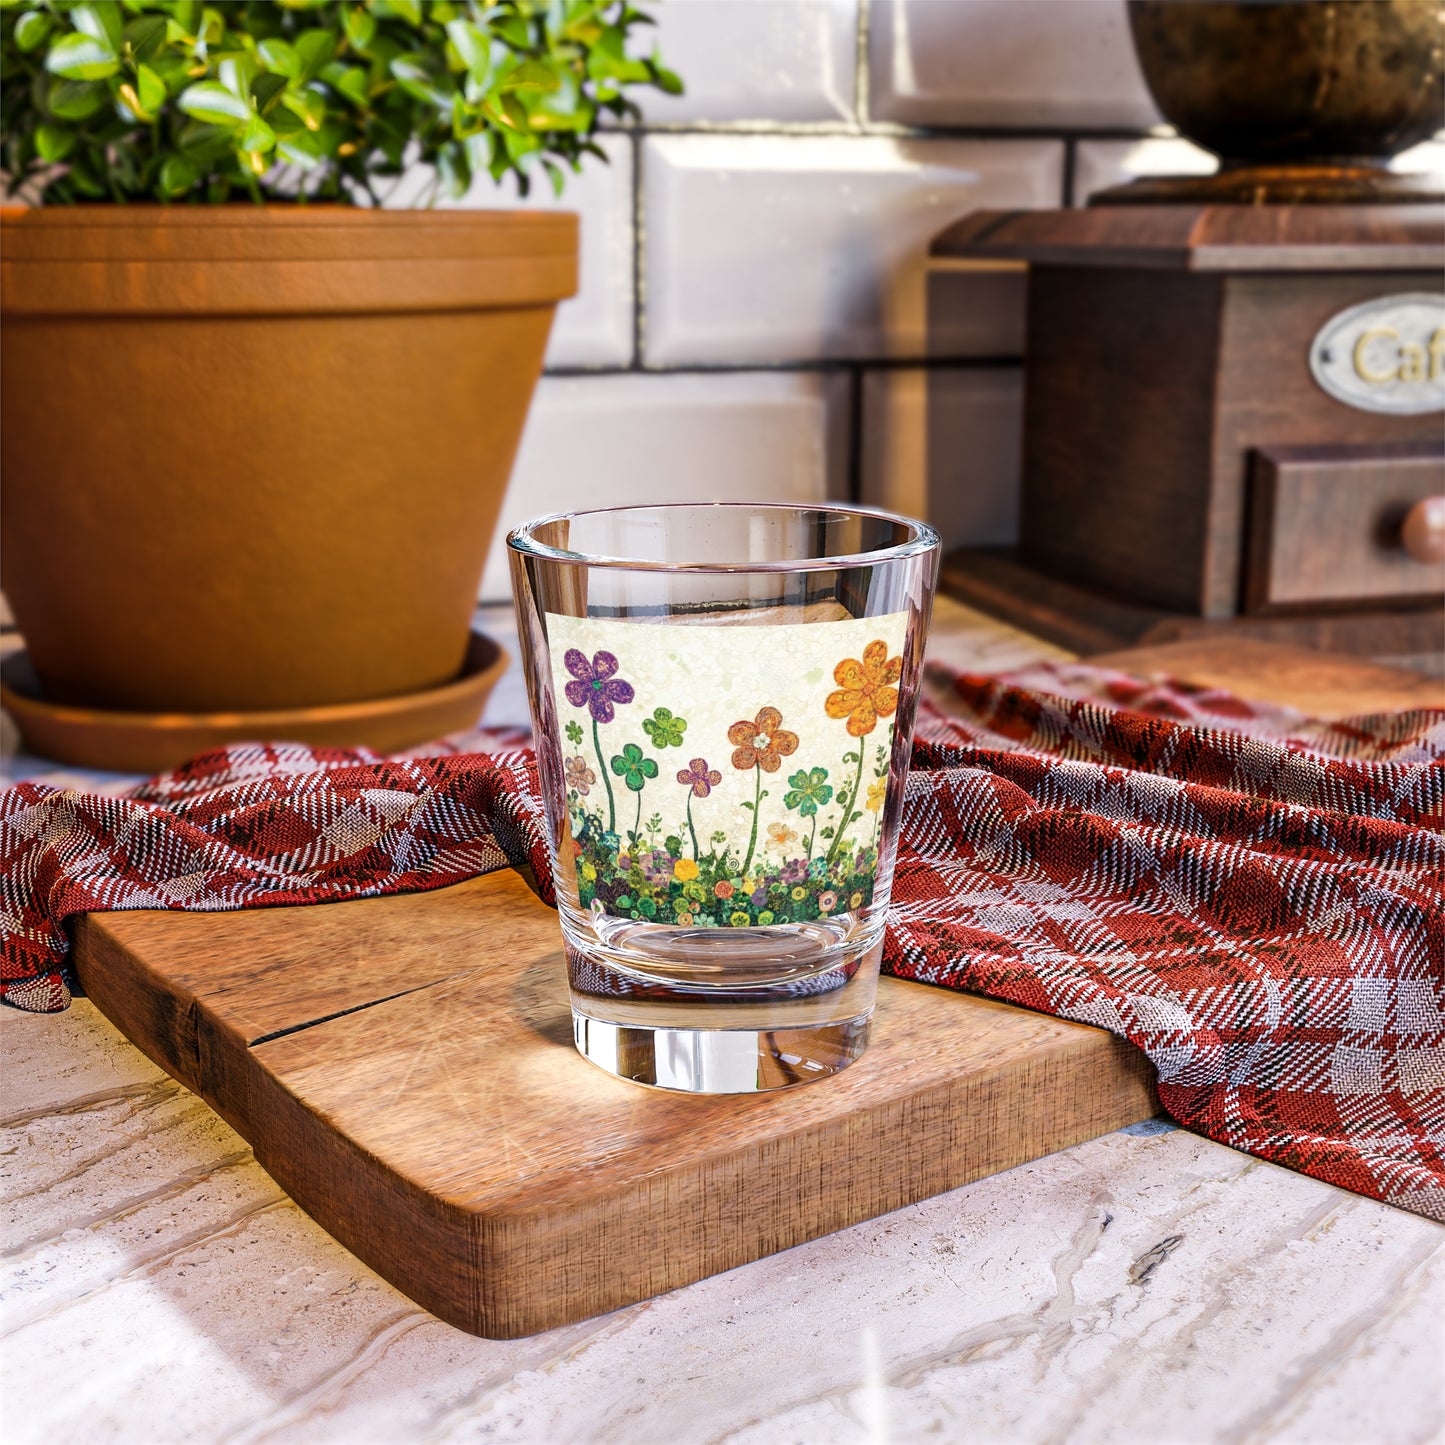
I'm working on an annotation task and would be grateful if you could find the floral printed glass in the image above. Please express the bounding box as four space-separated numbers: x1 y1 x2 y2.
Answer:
509 504 939 1093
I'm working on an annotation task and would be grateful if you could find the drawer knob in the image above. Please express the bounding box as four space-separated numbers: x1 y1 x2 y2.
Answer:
1400 496 1445 565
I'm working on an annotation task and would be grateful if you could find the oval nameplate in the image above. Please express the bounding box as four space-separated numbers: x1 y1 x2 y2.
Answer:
1309 292 1445 415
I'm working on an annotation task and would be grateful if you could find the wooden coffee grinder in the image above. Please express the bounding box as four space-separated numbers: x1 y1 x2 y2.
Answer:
935 0 1445 668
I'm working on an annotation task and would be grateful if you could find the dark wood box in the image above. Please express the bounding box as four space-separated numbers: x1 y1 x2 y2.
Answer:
931 206 1445 661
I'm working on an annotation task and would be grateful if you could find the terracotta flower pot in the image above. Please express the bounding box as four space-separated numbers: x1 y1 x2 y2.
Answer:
0 206 576 721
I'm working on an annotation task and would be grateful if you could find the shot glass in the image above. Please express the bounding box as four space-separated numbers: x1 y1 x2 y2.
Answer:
509 503 939 1093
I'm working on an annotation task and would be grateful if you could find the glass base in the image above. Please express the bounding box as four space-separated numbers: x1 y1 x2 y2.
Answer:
573 1011 872 1093
565 926 883 1093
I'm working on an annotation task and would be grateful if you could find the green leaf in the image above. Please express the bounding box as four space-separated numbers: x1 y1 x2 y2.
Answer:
176 118 233 163
34 122 75 162
501 58 560 92
239 113 275 153
45 78 108 119
44 32 119 81
444 18 490 84
135 62 166 113
342 6 375 51
170 0 200 37
13 11 52 52
177 79 252 126
71 2 123 52
257 37 298 78
293 28 336 81
251 72 287 111
158 153 197 195
65 157 108 196
321 62 367 106
500 92 529 130
653 63 682 96
436 140 469 199
389 54 449 106
372 0 421 24
281 86 326 129
276 127 322 167
122 14 166 60
3 0 684 204
496 14 530 48
217 55 249 97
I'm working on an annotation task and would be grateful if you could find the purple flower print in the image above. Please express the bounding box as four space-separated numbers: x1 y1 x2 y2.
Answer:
564 649 634 724
677 758 722 798
676 757 722 861
783 858 808 884
642 851 674 885
565 648 634 833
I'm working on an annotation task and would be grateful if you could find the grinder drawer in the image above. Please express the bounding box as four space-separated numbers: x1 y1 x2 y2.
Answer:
1245 443 1445 613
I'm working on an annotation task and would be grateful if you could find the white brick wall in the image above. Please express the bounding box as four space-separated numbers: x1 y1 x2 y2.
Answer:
399 0 1198 600
368 0 1441 598
640 0 857 124
480 371 850 597
642 135 1060 365
868 0 1159 130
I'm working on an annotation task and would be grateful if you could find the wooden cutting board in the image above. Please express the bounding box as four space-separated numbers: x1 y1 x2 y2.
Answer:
67 640 1436 1339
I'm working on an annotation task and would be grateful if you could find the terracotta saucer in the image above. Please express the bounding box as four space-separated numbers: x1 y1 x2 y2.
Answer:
1 630 507 774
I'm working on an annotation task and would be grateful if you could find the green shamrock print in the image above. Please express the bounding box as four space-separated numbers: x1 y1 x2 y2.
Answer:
611 740 661 841
784 767 834 816
565 720 584 747
610 743 660 792
641 707 688 748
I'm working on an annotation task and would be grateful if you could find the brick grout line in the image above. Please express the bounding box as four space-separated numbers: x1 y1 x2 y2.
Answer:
855 0 872 130
543 357 1026 380
601 119 1161 143
630 129 645 372
846 364 865 507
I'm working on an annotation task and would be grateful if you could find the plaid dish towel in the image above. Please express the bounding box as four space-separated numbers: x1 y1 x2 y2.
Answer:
3 666 1442 1221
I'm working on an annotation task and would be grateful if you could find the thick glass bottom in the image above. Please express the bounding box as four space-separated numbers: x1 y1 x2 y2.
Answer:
565 929 883 1093
572 1011 873 1093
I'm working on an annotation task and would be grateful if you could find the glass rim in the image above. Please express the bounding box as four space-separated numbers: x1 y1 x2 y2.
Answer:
506 501 941 574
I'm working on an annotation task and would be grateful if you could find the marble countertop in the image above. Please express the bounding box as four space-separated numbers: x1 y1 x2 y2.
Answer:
3 600 1442 1445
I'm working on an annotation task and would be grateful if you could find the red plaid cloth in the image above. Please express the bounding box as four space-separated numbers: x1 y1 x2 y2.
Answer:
3 666 1442 1221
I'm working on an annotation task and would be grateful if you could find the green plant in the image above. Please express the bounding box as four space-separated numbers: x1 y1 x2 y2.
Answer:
0 0 679 204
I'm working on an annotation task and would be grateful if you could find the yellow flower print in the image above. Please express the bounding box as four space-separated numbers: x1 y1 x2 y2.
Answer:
673 857 699 882
825 640 903 738
767 822 799 850
866 778 887 813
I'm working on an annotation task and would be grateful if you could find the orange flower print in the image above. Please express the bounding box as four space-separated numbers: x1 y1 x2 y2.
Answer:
825 640 903 737
727 706 799 774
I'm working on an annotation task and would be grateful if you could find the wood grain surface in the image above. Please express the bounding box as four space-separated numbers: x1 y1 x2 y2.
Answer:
929 204 1445 271
941 545 1445 663
67 640 1433 1338
1013 266 1443 619
71 870 1156 1338
1245 443 1445 611
1088 636 1445 717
